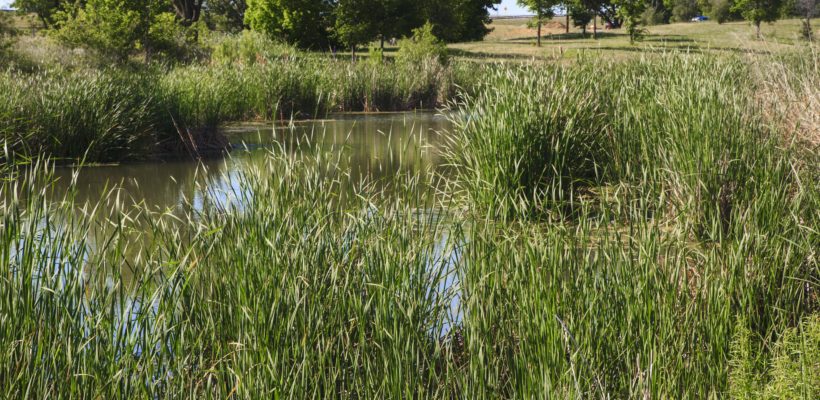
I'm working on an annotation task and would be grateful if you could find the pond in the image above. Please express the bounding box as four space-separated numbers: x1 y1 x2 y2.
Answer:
50 112 452 212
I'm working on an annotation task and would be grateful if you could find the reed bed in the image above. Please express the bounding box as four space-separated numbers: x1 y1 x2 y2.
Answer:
1 50 818 398
0 54 469 163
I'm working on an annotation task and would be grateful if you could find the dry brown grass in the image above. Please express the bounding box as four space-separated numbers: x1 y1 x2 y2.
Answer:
752 47 820 147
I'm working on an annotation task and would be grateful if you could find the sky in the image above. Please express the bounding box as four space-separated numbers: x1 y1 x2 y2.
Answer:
1 1 533 15
495 0 533 16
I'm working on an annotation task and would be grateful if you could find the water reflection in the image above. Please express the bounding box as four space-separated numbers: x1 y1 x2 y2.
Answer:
50 112 451 212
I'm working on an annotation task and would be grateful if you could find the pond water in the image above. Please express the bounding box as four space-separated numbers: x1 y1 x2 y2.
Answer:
50 112 452 211
8 112 463 344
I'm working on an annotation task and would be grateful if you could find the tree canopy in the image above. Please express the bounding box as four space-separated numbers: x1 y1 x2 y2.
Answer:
244 0 335 49
246 0 500 49
732 0 787 37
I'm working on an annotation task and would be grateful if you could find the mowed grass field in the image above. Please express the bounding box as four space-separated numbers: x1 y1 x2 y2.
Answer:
450 17 820 61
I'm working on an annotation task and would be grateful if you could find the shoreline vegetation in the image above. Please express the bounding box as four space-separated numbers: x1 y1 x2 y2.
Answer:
0 40 467 163
1 10 819 400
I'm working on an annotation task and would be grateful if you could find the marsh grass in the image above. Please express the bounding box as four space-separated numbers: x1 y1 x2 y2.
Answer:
1 50 468 163
1 50 818 398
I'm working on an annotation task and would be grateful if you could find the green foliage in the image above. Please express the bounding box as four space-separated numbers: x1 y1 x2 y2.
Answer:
731 0 787 36
0 51 818 398
420 0 501 42
708 0 739 22
333 0 376 49
204 0 247 32
396 22 448 66
367 46 384 65
729 315 820 399
49 0 204 63
666 0 701 21
0 13 19 68
642 4 670 24
244 0 335 49
244 0 498 48
0 48 465 161
0 70 162 161
569 5 594 32
616 0 647 42
518 0 557 45
50 0 174 62
210 30 296 65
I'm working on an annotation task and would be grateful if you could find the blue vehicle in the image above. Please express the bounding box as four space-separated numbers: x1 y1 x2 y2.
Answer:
691 15 709 22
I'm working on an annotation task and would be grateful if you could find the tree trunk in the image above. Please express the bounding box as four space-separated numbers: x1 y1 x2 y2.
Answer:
380 36 385 51
593 15 597 39
172 0 204 25
755 21 761 39
537 20 542 47
352 46 356 61
566 15 570 34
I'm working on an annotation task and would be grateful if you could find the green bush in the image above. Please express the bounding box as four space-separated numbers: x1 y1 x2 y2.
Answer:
210 30 297 66
396 22 448 66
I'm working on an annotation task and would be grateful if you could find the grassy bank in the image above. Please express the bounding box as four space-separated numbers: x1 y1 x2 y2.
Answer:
0 49 470 163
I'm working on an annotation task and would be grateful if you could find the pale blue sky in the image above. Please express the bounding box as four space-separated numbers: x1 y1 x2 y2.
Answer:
495 0 533 16
1 1 532 15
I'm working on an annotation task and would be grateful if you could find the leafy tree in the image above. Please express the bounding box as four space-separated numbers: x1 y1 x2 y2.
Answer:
449 0 500 41
517 0 558 46
615 0 646 42
702 0 739 22
571 0 612 38
567 0 594 35
245 0 335 49
731 0 787 38
414 0 500 42
12 0 68 27
333 0 375 55
51 0 181 62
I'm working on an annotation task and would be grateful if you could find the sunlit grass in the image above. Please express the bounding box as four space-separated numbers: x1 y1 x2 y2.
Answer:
0 48 817 398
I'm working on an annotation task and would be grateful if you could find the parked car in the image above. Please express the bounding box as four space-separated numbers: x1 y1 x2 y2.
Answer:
691 15 709 22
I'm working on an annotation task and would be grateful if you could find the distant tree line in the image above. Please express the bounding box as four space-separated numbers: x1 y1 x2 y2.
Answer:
244 0 501 50
12 0 502 52
8 0 813 61
517 0 815 43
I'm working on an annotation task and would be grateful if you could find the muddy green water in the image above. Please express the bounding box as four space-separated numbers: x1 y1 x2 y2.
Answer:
51 112 451 210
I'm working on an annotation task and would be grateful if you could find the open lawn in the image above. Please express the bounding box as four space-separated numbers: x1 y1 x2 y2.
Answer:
450 17 820 61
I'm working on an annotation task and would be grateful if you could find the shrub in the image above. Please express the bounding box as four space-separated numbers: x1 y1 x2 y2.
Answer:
396 22 448 66
210 30 297 66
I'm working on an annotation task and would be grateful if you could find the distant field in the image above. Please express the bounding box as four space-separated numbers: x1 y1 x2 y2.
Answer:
450 17 820 61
